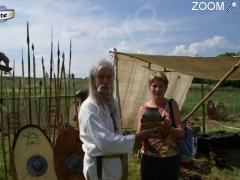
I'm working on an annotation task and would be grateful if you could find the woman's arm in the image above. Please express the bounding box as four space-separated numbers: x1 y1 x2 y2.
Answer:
136 106 145 134
169 100 185 140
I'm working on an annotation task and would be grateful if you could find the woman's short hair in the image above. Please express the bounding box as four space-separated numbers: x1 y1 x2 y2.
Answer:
148 71 169 87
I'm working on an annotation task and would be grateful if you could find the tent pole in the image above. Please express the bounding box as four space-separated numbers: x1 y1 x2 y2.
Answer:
201 80 205 133
113 48 122 119
112 48 128 180
184 60 240 122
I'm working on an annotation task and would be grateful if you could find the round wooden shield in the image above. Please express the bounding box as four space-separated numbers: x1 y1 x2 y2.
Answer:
41 106 64 133
12 125 57 180
68 101 80 129
54 127 85 180
216 101 227 121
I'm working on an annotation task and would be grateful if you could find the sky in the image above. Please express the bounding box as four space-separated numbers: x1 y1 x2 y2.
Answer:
0 0 240 77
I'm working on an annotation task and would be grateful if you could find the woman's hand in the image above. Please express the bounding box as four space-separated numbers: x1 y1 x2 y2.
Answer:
135 127 162 144
157 122 171 138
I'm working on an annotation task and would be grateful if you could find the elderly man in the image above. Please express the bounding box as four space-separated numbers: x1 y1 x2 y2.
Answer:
78 60 160 180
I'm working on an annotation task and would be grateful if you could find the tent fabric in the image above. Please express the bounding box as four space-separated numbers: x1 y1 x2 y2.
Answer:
115 53 193 129
115 52 240 80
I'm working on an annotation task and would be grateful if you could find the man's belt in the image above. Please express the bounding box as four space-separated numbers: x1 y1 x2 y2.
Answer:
96 154 126 180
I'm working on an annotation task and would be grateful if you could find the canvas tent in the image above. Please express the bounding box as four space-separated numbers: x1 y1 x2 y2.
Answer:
112 51 240 129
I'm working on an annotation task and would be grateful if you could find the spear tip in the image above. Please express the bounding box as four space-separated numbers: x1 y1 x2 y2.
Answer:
57 42 60 56
27 22 30 43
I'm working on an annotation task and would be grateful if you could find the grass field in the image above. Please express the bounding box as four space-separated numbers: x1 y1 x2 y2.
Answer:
181 84 240 117
1 82 240 179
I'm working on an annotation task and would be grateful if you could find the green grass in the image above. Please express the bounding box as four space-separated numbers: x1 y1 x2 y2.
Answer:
181 84 240 117
1 82 240 179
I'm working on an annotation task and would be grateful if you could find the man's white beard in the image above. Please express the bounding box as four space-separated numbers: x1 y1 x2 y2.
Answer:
97 85 110 96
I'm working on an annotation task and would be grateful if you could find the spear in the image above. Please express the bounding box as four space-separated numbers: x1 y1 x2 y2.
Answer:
42 57 49 136
48 29 53 138
41 57 48 109
17 80 21 131
71 74 79 128
67 40 72 123
54 42 61 139
21 48 26 98
68 40 72 82
61 52 68 125
57 42 60 91
52 73 58 145
11 61 16 135
27 22 32 124
5 86 11 175
56 43 61 132
32 44 36 97
32 43 39 125
0 71 8 179
55 50 64 134
38 80 42 127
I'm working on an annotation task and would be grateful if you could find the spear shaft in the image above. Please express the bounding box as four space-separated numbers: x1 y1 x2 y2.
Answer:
67 40 72 123
5 86 11 175
11 62 16 135
21 48 26 98
17 80 21 131
32 44 36 97
27 22 32 124
42 57 49 136
61 53 68 125
38 81 42 127
48 28 53 138
32 44 39 125
41 58 48 108
71 74 79 128
53 73 58 145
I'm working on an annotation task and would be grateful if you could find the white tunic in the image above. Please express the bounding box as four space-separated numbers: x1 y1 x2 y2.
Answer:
78 97 135 180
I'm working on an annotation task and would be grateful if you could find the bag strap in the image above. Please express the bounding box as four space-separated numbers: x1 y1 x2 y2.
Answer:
168 99 175 127
96 156 102 179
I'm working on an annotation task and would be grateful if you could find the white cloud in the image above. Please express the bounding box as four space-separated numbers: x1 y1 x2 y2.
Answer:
1 0 239 78
168 36 237 56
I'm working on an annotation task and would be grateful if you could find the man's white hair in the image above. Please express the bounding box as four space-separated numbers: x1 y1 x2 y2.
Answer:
88 60 119 129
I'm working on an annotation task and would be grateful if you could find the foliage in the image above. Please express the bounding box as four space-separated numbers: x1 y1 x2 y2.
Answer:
218 52 239 57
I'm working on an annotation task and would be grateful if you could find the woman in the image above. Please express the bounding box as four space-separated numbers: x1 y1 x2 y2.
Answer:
137 71 185 180
79 60 161 180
